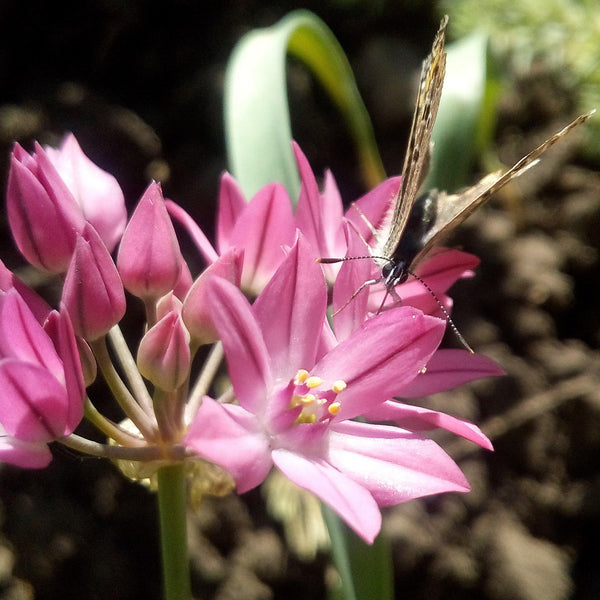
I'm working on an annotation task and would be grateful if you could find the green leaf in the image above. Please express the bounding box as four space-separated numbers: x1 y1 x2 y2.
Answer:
224 9 385 201
323 506 393 600
424 31 498 191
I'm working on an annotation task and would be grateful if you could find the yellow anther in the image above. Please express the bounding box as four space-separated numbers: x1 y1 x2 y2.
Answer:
419 365 427 375
306 376 323 389
294 369 309 384
332 380 347 393
328 402 341 415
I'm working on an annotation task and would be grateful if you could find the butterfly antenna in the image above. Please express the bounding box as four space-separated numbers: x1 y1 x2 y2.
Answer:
408 269 474 354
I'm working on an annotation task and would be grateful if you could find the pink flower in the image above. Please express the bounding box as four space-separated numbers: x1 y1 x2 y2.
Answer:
185 236 491 542
0 290 85 467
217 174 296 295
45 134 127 252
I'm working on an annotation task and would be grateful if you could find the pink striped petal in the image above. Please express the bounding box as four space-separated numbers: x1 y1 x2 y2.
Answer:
314 307 445 420
206 278 272 412
253 235 327 380
400 349 504 398
328 420 470 506
185 398 271 493
272 447 382 543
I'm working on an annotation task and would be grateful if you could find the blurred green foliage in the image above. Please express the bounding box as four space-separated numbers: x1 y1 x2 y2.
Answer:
442 0 600 157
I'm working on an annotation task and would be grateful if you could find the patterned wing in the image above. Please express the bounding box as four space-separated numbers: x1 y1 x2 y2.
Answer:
411 111 595 268
382 15 449 257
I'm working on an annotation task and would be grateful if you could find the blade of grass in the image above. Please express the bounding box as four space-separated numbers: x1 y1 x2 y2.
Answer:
224 9 385 200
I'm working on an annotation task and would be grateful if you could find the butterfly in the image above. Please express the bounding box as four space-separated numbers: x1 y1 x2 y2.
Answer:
320 16 593 312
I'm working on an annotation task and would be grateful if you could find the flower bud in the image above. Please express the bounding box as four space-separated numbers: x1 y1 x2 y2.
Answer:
117 182 183 300
45 134 127 252
62 224 126 340
182 247 244 345
7 142 85 272
137 311 191 391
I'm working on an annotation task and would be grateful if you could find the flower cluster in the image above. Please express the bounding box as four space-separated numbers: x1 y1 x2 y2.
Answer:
0 135 500 542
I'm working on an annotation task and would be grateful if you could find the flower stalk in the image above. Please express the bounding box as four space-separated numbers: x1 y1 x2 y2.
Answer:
157 463 192 600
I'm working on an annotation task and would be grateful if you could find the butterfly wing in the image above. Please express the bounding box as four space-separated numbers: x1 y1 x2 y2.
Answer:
382 15 449 258
410 111 595 268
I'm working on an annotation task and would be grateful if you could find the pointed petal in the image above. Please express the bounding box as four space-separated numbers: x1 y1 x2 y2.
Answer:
117 182 183 299
400 349 504 398
332 224 373 340
44 309 86 432
47 134 127 252
272 448 381 543
328 420 470 506
185 397 272 492
62 225 126 340
294 143 344 259
0 258 51 324
0 359 68 441
0 290 63 378
182 247 244 345
253 235 327 380
314 307 445 419
363 399 493 450
0 432 52 468
216 172 246 253
228 182 295 294
206 278 272 412
346 176 401 244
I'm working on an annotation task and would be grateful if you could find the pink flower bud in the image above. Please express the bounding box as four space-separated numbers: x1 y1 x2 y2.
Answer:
137 311 190 392
182 247 244 345
0 291 85 446
117 182 183 300
7 142 85 272
45 134 127 252
62 224 126 340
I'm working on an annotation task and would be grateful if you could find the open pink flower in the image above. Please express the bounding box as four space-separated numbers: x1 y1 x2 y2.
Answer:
185 236 491 542
0 290 85 467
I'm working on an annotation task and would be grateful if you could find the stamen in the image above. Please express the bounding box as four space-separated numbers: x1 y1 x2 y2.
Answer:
306 376 323 389
328 402 341 415
332 380 347 393
294 369 309 385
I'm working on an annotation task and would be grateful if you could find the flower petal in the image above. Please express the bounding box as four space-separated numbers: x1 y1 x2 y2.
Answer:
328 420 470 506
314 307 445 419
272 447 382 544
294 143 344 259
0 431 52 468
0 359 69 442
400 349 504 398
216 172 246 253
228 182 295 294
363 400 493 450
253 235 327 381
206 278 272 412
185 397 272 492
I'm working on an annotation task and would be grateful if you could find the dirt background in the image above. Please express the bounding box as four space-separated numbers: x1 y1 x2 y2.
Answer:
0 1 599 599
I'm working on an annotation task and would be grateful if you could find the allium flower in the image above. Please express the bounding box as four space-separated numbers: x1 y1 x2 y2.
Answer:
185 236 491 542
0 290 85 467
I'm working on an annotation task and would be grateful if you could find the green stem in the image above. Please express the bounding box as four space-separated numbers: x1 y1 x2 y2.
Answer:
157 464 192 600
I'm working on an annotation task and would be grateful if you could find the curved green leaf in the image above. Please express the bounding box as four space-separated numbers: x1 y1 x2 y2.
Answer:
224 9 385 200
425 31 498 191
